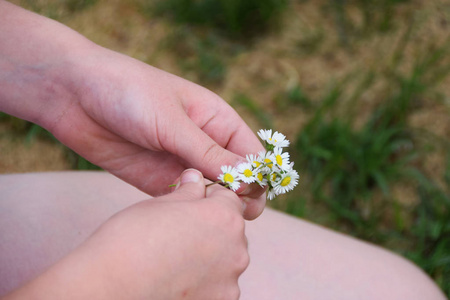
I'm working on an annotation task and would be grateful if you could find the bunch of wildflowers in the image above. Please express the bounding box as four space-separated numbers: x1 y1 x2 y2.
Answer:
218 129 299 200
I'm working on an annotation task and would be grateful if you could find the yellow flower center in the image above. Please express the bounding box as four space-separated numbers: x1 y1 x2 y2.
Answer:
264 158 273 168
253 160 261 167
281 176 291 187
243 169 253 177
276 154 282 166
224 173 234 183
257 172 263 182
271 173 277 181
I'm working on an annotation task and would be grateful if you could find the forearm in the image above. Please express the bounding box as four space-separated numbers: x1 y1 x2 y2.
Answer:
2 235 124 300
0 0 95 129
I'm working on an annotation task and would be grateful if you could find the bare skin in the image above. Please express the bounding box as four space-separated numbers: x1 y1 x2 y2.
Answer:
0 1 447 299
0 0 265 219
1 170 249 299
0 171 447 299
0 1 264 297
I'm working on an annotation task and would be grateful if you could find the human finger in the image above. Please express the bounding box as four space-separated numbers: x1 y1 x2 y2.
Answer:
241 192 267 220
160 114 245 182
180 85 264 158
203 114 264 159
205 183 247 215
162 169 206 202
204 183 266 220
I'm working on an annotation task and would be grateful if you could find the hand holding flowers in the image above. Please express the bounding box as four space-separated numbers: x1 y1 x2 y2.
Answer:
218 129 299 200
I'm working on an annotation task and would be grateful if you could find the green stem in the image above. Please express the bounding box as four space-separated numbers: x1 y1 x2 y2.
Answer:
169 181 224 188
206 181 224 187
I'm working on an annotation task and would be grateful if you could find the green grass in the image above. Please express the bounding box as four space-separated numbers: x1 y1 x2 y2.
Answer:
17 0 98 20
407 174 450 291
2 0 449 296
325 0 412 46
0 112 101 171
232 94 274 129
148 0 287 40
266 40 450 295
160 28 235 87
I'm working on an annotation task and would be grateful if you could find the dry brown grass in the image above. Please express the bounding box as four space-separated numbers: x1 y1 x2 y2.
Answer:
3 0 450 175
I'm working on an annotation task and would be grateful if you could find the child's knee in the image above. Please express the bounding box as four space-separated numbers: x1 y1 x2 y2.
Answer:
354 245 446 300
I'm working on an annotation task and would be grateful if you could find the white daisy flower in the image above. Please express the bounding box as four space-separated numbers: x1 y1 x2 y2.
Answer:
218 165 241 191
246 153 263 169
207 129 298 196
257 129 273 143
254 169 268 187
236 162 257 184
257 129 290 148
270 131 290 148
273 169 299 195
273 147 291 171
267 188 278 201
258 151 275 172
267 171 281 187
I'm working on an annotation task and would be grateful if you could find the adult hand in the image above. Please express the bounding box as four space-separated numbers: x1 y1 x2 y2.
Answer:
54 46 266 219
5 169 249 300
0 1 265 219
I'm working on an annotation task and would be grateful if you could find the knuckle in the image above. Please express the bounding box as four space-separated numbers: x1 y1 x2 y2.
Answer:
220 206 244 229
212 188 238 201
201 143 224 166
219 190 244 212
206 193 243 217
221 285 241 300
234 235 250 273
231 287 241 300
236 250 250 273
202 198 225 212
179 189 201 201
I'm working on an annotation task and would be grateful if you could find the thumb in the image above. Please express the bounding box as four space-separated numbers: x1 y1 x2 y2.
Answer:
166 169 206 202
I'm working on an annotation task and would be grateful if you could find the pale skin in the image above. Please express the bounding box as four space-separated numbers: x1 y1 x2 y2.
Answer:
0 1 447 299
1 170 249 300
0 0 266 219
0 172 447 299
0 1 262 298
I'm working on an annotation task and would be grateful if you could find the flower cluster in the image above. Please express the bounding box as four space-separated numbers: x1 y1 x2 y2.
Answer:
218 129 299 200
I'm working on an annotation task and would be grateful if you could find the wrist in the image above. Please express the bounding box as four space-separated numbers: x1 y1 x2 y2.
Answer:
3 246 113 300
0 1 99 130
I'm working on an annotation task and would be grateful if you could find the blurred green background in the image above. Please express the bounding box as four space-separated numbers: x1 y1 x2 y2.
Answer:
1 0 449 296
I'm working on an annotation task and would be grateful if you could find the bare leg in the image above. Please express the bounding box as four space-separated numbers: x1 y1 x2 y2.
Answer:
240 210 446 300
0 171 147 295
0 172 446 299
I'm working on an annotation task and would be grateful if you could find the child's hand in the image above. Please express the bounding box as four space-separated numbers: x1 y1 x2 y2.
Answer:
7 169 248 300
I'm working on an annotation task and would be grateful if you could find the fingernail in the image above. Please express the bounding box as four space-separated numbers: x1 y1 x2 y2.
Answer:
240 196 250 213
242 200 247 212
180 169 202 185
175 169 202 190
241 196 251 203
238 184 255 196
